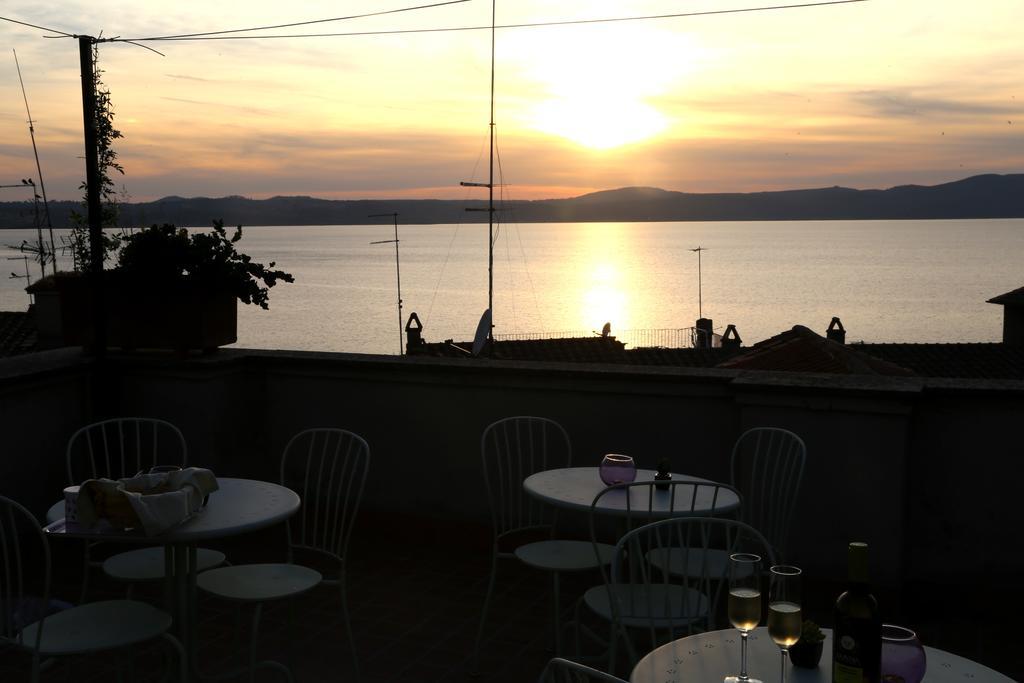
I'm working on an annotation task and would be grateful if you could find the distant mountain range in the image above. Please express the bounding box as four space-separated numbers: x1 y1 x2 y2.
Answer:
1 174 1022 229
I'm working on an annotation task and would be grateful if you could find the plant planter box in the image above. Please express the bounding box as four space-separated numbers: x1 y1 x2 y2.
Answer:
28 273 236 352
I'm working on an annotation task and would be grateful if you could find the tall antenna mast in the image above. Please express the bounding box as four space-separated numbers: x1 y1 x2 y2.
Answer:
487 0 495 343
369 212 404 355
690 246 708 318
13 50 55 276
460 0 498 354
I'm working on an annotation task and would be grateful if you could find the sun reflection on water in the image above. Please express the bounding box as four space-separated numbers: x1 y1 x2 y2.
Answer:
575 224 634 333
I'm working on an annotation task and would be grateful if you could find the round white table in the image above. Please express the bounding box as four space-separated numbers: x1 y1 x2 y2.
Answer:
46 478 300 541
629 627 1015 683
44 477 300 681
523 467 740 517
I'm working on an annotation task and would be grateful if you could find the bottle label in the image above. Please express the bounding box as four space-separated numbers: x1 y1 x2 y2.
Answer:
833 617 880 683
833 661 866 683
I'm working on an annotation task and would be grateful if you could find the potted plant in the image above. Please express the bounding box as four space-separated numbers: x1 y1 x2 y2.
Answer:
29 221 293 352
788 620 826 668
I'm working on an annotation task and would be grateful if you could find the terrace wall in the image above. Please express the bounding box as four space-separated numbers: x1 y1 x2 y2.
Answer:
1 348 1021 586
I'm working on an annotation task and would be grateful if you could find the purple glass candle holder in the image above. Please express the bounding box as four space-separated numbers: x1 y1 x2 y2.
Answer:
599 454 636 486
881 624 926 683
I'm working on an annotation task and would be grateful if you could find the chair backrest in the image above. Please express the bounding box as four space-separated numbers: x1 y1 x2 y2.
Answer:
280 428 370 563
538 657 627 683
730 427 806 559
607 517 776 655
481 416 572 541
588 479 740 549
0 495 51 655
66 417 188 485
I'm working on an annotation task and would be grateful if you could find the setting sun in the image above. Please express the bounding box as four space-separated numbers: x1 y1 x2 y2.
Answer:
503 21 697 149
530 96 668 150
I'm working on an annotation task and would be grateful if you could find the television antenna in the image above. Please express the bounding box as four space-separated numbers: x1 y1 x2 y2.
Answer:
13 50 56 276
368 212 404 355
690 246 709 319
2 179 50 279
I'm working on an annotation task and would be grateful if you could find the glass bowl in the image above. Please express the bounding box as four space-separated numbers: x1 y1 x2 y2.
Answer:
881 624 926 683
599 454 636 486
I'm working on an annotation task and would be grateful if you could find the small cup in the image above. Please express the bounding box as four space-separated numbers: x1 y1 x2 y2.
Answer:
63 485 80 524
599 454 637 486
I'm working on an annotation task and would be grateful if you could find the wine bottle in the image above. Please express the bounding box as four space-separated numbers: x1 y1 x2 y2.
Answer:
832 542 881 683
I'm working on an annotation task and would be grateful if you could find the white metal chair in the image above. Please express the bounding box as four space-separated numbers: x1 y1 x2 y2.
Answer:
587 479 741 580
538 657 627 682
64 417 226 600
473 416 615 671
730 427 806 560
575 480 739 669
580 517 775 675
197 428 369 681
0 494 185 683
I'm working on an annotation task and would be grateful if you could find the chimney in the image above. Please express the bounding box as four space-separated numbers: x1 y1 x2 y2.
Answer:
695 318 714 349
987 287 1024 345
721 324 742 351
826 317 846 344
405 312 424 353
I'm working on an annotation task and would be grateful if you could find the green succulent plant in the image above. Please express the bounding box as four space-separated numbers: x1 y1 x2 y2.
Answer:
801 619 826 643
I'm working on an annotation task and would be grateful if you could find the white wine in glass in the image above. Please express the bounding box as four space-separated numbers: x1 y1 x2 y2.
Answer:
768 601 802 647
729 587 762 632
725 553 763 683
769 565 802 683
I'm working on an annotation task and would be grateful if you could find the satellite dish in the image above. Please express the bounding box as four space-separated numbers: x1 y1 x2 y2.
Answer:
472 308 492 357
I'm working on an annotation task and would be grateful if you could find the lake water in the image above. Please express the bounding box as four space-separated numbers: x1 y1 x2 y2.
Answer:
2 219 1022 353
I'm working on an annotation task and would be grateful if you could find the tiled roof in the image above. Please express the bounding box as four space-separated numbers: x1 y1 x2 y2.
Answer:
407 324 1024 380
624 346 739 367
0 310 37 357
410 336 628 363
855 342 1024 380
717 325 915 376
987 286 1024 306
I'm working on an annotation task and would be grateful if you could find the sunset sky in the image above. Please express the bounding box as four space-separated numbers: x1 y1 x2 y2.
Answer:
0 0 1021 202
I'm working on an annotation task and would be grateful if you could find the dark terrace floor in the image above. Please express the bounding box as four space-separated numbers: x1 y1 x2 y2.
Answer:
2 513 1020 683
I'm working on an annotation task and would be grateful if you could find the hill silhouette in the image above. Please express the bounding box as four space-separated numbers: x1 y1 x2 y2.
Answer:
1 174 1022 228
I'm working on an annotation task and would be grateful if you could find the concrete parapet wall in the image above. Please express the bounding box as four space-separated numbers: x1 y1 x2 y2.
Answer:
1 348 1021 586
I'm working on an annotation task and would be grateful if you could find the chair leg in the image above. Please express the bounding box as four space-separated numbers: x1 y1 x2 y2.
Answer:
551 572 562 655
159 632 187 683
471 550 500 676
607 622 616 675
339 579 359 682
249 603 263 683
79 541 92 604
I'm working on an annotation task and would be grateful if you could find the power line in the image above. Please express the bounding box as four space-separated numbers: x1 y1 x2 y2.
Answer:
116 0 470 42
107 0 868 43
0 15 74 37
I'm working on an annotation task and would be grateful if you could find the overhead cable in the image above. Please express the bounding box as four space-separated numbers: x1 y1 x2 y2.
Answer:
108 0 868 43
0 15 74 37
116 0 470 42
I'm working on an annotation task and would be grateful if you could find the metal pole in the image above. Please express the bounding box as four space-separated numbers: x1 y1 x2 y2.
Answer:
487 0 496 348
28 179 45 279
392 213 403 355
691 246 707 319
698 247 702 318
14 50 56 275
79 36 106 354
369 213 404 355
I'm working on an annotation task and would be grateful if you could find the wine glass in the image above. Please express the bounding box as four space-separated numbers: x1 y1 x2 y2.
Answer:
768 565 802 683
726 553 762 683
